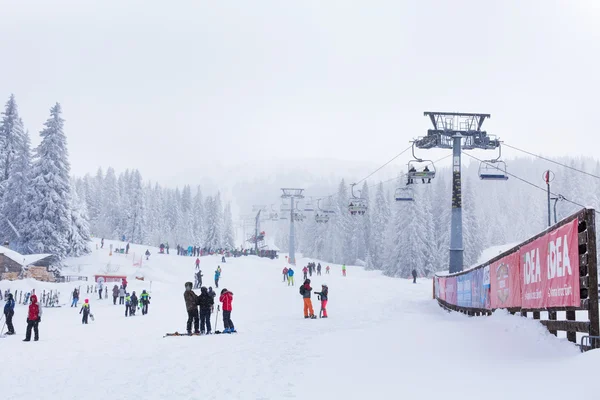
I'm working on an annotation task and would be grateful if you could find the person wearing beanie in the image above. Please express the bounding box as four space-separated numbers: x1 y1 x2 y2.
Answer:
314 284 329 318
3 293 15 335
299 279 316 319
80 299 91 324
219 288 235 333
184 282 199 335
23 294 40 341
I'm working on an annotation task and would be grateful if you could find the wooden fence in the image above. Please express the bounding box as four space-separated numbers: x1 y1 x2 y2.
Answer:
433 208 599 350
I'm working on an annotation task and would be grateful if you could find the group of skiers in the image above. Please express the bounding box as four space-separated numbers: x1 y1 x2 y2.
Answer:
282 266 295 286
183 282 235 335
2 291 42 341
302 262 325 279
194 262 222 289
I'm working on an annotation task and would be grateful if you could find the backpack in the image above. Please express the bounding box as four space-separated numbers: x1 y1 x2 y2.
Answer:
299 286 305 296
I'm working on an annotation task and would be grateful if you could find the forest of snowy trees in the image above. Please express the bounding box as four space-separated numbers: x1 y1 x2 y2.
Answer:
72 169 236 252
275 156 600 278
0 95 90 258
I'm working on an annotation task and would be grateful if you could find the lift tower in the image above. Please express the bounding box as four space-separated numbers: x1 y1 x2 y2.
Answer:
416 112 500 273
281 188 304 265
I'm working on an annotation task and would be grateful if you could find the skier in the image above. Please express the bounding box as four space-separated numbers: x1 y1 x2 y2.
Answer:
317 263 322 276
309 263 313 277
119 286 125 305
302 266 308 280
125 293 131 317
184 282 199 335
166 242 169 254
287 267 295 286
140 290 150 315
122 277 128 292
104 286 108 299
71 288 79 307
130 291 139 316
23 294 41 342
208 286 216 300
221 255 226 263
101 238 104 249
299 279 316 319
412 269 417 284
219 288 236 333
97 279 104 300
314 284 329 318
282 267 289 282
326 265 330 274
214 269 220 289
145 249 151 261
112 285 119 305
342 264 347 277
126 243 130 255
195 270 203 289
79 299 91 324
197 287 214 334
195 258 200 270
3 293 15 335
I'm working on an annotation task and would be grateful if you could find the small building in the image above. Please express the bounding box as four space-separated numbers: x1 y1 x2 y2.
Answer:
0 246 57 281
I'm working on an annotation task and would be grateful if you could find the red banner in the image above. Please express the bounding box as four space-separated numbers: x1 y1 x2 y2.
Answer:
438 277 446 302
490 252 521 308
446 276 457 305
521 219 580 308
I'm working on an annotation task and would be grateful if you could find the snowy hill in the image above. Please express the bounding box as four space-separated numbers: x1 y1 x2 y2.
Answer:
0 238 598 400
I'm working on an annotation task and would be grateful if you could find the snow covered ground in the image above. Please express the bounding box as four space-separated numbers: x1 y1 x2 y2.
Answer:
1 238 599 400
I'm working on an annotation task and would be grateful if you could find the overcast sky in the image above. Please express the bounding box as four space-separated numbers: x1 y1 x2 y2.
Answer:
1 0 599 184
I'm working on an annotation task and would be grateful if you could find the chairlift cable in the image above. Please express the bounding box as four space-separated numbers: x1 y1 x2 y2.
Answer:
503 143 600 180
353 144 413 186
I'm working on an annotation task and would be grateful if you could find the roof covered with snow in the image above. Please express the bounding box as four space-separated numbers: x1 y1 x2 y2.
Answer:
0 246 53 266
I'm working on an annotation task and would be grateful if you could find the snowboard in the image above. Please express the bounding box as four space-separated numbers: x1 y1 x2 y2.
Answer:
163 331 237 337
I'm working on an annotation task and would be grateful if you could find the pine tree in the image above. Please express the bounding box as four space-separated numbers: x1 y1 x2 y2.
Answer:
68 186 91 256
222 202 236 249
368 182 390 270
26 103 73 257
0 95 25 188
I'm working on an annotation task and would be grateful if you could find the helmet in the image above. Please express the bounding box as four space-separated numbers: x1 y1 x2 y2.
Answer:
85 299 89 303
142 290 146 294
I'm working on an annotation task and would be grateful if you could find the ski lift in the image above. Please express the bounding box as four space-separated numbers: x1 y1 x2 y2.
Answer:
269 204 279 221
348 183 367 215
478 144 509 181
406 143 436 185
303 197 315 212
315 199 330 223
395 186 414 202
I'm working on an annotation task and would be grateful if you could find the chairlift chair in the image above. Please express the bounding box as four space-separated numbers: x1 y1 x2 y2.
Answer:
304 198 315 212
478 144 509 181
315 199 331 223
406 143 436 185
348 184 367 215
395 187 414 202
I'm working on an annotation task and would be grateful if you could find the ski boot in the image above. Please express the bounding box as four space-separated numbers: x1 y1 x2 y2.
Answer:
304 316 309 319
310 315 317 319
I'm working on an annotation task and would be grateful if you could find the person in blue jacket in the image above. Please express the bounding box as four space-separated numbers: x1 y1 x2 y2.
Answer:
287 267 295 286
3 293 15 335
214 269 221 288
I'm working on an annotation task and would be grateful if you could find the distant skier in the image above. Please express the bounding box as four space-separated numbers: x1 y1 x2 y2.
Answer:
195 258 200 269
112 285 119 305
299 279 315 319
326 265 330 274
122 277 128 292
97 280 104 300
214 269 220 289
314 284 328 318
219 288 236 333
140 290 150 315
104 286 108 299
342 265 347 277
197 287 214 334
317 263 322 276
302 266 308 280
130 292 139 316
217 265 222 276
119 286 125 305
126 243 130 255
23 294 40 342
287 267 295 286
71 288 79 307
308 264 313 277
145 249 151 261
125 293 131 317
101 238 104 249
194 270 203 289
412 269 417 284
3 293 15 335
80 299 91 324
166 242 169 255
282 267 289 282
184 282 199 335
221 255 226 263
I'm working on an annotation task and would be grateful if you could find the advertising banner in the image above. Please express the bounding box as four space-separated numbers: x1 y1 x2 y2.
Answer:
471 268 482 309
438 277 446 302
457 272 472 308
490 252 521 309
521 219 580 308
446 276 457 306
482 265 491 309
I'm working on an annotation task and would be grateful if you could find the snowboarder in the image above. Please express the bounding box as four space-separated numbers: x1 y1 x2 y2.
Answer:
197 287 214 334
299 279 315 319
125 293 131 317
219 288 235 333
195 258 200 269
119 286 125 305
184 282 199 335
282 267 289 282
3 293 15 335
126 243 130 255
214 269 220 289
79 299 91 324
71 288 79 307
317 263 322 276
302 266 308 280
23 294 41 342
112 285 119 305
326 265 330 274
342 264 347 277
140 290 150 315
314 284 329 318
130 291 138 316
412 269 417 284
287 267 295 286
145 249 151 261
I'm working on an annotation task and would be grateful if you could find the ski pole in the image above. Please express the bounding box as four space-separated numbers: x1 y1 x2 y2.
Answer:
215 305 220 332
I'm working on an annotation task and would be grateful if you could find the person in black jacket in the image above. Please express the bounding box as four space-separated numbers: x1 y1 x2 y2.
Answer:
130 292 138 316
314 284 329 318
197 287 214 334
412 269 417 284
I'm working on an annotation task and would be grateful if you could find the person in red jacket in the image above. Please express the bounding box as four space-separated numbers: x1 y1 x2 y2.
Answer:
24 294 41 342
219 288 236 333
282 267 288 282
302 266 308 280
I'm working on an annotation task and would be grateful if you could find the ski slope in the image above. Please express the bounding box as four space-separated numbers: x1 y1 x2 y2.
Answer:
1 239 599 400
